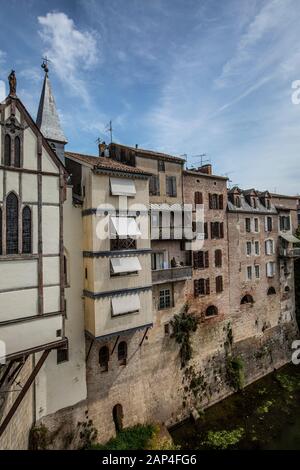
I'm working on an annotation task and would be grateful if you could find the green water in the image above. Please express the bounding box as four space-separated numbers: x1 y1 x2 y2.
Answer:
170 364 300 450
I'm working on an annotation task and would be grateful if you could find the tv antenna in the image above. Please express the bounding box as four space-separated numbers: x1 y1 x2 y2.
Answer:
105 120 113 143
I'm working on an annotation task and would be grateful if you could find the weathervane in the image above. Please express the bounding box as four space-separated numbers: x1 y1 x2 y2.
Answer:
41 56 51 74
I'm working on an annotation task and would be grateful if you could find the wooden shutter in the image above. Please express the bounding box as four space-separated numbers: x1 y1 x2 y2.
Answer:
204 251 209 268
204 222 208 239
194 279 199 297
205 278 210 295
219 194 223 210
220 222 224 238
209 194 213 209
210 222 214 238
195 192 203 205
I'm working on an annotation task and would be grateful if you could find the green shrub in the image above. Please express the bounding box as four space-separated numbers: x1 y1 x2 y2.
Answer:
91 424 156 450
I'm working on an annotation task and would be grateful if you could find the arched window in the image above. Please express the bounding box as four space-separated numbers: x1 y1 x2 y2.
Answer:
241 294 254 305
267 287 276 295
14 136 21 168
6 192 18 254
118 341 127 365
99 345 109 372
205 305 218 317
22 206 31 254
4 135 11 166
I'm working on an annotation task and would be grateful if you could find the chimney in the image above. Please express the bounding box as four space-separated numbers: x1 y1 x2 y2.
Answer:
98 141 106 157
198 164 212 175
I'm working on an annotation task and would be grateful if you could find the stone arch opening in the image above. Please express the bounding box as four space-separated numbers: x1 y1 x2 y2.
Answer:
113 404 123 433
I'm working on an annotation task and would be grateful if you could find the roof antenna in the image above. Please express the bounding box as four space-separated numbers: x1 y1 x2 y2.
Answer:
105 120 113 144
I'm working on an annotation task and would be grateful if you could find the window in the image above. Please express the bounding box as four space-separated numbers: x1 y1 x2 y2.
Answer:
265 216 273 232
118 341 127 365
6 192 18 254
266 261 276 278
246 242 252 256
99 346 109 372
247 266 252 280
267 287 276 295
216 275 223 293
215 249 222 267
285 285 290 293
158 160 165 172
254 241 260 255
235 196 241 207
164 323 170 336
22 206 32 254
57 345 69 364
4 134 11 166
204 222 208 239
280 216 291 231
194 192 203 205
266 199 271 210
205 305 218 317
252 197 257 208
159 288 171 309
255 265 260 279
149 175 160 196
193 251 209 269
166 176 177 197
14 136 21 168
241 294 254 304
194 278 210 296
209 194 223 210
210 222 224 239
151 252 164 270
245 218 251 233
254 218 259 232
265 239 274 255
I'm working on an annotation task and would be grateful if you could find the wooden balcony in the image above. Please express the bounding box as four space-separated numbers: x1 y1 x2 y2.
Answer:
152 266 192 285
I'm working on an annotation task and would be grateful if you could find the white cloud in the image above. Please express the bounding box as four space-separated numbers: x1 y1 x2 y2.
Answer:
38 12 99 103
0 80 6 101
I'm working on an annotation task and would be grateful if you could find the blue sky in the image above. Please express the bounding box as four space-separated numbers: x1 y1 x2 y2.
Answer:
1 0 300 194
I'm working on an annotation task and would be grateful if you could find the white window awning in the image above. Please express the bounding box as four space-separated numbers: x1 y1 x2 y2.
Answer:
111 294 140 316
280 234 300 244
110 257 141 274
110 177 136 197
110 216 141 237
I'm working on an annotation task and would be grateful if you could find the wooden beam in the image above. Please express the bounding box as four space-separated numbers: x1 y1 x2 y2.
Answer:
0 349 50 438
0 361 15 389
139 328 149 347
111 335 120 355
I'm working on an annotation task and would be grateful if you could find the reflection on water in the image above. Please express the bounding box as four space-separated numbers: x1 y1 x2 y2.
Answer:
170 364 300 450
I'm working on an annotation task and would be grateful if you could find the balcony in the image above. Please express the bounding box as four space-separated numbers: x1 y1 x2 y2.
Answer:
279 247 300 258
152 266 192 285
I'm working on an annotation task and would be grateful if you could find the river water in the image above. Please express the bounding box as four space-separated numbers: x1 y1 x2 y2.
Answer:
170 363 300 450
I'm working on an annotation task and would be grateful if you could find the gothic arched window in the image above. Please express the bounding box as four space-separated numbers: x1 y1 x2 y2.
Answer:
118 341 127 365
22 206 32 253
99 346 109 372
4 135 11 166
6 192 18 254
14 136 21 168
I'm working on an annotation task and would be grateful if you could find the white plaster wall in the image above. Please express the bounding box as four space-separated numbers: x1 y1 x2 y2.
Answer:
0 288 38 321
42 206 60 254
35 187 87 419
43 256 60 286
23 127 37 170
42 148 59 174
6 171 19 194
42 175 59 204
44 286 60 313
22 173 38 202
0 259 37 290
0 315 63 356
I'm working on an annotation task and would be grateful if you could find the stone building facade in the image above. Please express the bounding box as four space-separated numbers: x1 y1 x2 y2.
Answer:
0 71 299 449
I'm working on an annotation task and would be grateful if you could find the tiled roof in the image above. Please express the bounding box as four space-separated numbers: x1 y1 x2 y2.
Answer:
65 151 151 176
184 169 228 180
110 143 185 163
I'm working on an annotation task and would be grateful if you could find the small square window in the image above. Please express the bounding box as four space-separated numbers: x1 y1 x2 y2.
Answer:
159 289 171 309
57 346 69 364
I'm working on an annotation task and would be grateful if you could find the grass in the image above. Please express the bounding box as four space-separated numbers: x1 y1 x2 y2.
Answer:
91 424 156 450
201 428 245 450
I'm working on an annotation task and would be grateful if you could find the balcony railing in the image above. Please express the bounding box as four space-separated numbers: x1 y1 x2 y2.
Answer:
279 247 300 258
152 266 192 285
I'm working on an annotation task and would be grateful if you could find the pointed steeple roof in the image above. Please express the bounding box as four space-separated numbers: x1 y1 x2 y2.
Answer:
36 69 67 143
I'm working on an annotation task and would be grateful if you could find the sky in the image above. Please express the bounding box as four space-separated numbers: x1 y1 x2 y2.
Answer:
0 0 300 194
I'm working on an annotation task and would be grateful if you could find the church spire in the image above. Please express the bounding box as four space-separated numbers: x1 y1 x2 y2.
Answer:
36 59 67 163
